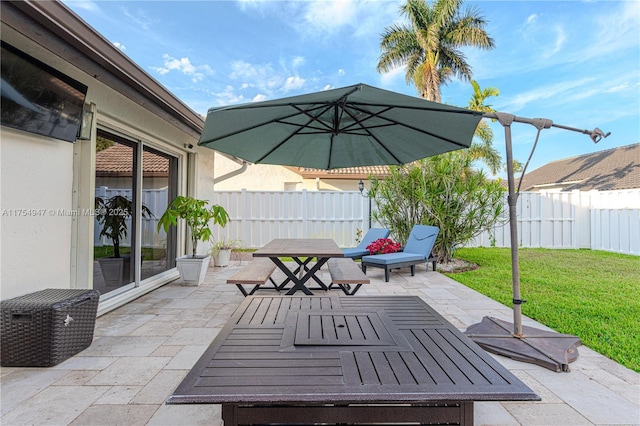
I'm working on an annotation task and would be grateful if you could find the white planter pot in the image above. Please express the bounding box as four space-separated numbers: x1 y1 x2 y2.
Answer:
213 249 232 267
176 255 210 286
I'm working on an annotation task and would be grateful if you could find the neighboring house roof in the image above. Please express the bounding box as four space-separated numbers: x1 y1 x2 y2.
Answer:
519 143 640 191
96 144 168 177
292 166 390 180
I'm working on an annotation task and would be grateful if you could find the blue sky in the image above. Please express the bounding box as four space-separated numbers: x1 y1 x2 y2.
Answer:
64 0 639 175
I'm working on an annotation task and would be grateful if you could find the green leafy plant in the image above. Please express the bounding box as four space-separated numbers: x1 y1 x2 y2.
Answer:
370 153 507 263
210 238 243 254
355 228 363 245
95 195 152 258
157 196 230 258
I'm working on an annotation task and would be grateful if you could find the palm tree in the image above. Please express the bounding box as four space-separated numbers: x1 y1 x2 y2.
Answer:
466 80 501 174
377 0 494 102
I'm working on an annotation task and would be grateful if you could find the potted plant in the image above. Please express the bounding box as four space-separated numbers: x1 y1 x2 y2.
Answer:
95 195 152 286
157 196 230 285
210 238 243 267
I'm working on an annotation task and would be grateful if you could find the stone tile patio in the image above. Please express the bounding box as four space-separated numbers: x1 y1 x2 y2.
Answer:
1 261 638 425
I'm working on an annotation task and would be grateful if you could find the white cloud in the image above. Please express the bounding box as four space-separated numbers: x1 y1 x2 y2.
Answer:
526 14 538 25
113 42 126 52
292 56 305 69
605 83 630 93
499 77 595 112
66 0 100 13
228 59 313 98
120 6 155 31
283 76 306 92
213 85 247 106
545 26 566 58
235 0 270 12
379 65 406 87
304 0 357 30
229 60 272 81
252 94 267 102
338 69 346 76
151 54 214 82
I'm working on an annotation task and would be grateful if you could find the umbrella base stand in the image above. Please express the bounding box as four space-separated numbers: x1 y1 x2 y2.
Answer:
464 316 582 372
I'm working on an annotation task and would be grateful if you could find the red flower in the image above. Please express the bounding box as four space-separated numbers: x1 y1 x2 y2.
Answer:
366 238 401 255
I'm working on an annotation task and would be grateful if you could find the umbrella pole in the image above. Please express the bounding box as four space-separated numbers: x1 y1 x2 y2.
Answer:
464 112 609 372
497 113 524 337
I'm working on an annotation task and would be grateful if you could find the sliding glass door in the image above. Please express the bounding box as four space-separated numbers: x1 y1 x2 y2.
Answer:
141 146 177 281
93 131 178 296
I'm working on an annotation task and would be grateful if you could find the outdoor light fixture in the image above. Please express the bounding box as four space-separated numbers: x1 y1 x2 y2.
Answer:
358 179 372 228
465 112 611 372
77 108 94 140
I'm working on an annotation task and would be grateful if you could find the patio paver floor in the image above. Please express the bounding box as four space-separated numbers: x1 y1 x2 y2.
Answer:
1 261 638 425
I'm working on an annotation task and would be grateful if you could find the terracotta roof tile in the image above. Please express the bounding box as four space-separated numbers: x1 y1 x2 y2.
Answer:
96 144 169 176
292 166 390 179
519 143 639 191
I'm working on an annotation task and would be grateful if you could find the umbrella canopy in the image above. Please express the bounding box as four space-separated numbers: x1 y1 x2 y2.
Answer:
199 83 483 169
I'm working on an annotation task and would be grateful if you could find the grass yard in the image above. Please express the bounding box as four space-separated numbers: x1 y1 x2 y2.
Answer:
444 248 639 373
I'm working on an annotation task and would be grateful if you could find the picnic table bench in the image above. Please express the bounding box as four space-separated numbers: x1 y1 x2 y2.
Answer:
327 257 369 295
167 296 539 425
226 258 277 297
230 258 368 297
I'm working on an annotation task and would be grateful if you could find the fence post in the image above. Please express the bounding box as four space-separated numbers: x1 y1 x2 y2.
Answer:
573 190 591 249
301 189 308 238
240 189 249 247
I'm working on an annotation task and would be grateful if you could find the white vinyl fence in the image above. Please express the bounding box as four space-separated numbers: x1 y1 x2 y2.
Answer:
94 187 640 256
212 189 640 256
468 189 640 255
210 190 370 248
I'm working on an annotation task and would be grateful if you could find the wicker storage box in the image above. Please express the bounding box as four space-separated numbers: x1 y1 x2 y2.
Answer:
1 289 100 367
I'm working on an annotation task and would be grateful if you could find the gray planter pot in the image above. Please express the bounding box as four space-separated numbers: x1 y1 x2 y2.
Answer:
97 257 124 287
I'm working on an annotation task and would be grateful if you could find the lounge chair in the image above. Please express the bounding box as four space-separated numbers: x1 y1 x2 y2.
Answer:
342 228 391 260
361 225 439 282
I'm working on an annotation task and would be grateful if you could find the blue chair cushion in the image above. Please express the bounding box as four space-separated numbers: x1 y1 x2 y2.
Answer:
342 248 370 258
361 252 426 265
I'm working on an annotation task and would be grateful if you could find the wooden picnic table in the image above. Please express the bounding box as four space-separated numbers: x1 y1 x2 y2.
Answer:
252 238 344 295
167 295 539 425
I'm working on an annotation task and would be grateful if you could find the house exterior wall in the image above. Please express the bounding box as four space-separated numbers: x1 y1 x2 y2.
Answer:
1 129 75 298
1 24 204 305
212 153 365 192
212 153 304 191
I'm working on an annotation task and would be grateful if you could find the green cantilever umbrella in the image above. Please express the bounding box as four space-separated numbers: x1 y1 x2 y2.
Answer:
199 83 610 373
198 83 483 169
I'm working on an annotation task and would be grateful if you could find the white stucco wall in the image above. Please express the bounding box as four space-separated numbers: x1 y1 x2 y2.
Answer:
211 153 364 192
212 153 304 191
1 129 75 298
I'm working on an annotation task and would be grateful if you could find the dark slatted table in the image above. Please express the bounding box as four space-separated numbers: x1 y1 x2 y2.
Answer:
168 296 539 425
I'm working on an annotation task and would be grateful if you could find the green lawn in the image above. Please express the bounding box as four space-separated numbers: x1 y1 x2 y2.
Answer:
444 248 639 373
93 246 166 261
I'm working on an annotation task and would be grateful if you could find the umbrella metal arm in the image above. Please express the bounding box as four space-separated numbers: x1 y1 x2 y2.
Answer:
483 112 610 337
